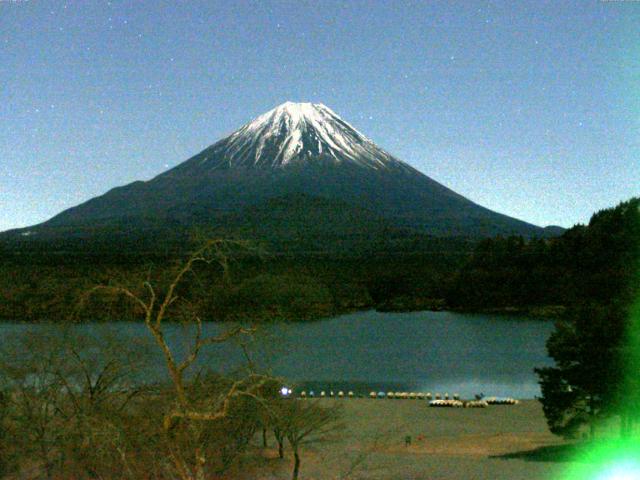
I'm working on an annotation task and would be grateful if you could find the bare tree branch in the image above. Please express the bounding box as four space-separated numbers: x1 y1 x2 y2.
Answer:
79 238 264 480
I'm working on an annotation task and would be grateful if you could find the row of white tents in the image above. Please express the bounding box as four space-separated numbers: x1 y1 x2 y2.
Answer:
298 390 457 400
295 390 518 406
368 391 460 400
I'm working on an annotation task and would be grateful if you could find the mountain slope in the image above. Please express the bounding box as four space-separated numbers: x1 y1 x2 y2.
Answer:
10 102 551 243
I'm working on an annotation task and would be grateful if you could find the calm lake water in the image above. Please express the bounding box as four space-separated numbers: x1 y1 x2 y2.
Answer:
1 310 555 399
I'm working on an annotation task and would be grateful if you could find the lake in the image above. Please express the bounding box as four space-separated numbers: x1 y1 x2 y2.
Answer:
0 310 555 399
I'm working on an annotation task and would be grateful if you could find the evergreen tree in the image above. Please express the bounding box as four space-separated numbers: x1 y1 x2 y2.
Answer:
535 303 626 438
536 198 640 439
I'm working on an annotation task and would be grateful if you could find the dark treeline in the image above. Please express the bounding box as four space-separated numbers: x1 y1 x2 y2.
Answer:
0 236 471 322
446 197 640 313
1 198 638 322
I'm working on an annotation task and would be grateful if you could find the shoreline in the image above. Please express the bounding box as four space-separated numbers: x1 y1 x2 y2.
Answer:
231 398 572 480
0 304 564 323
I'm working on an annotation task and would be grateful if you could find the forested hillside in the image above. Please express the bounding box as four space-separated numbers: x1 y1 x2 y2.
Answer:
446 197 639 312
1 198 636 322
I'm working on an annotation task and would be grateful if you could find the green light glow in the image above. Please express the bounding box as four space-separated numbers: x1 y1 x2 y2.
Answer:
595 464 640 480
560 439 640 480
594 461 640 480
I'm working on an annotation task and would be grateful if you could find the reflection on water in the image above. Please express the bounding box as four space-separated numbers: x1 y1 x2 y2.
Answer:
0 310 554 399
255 310 554 398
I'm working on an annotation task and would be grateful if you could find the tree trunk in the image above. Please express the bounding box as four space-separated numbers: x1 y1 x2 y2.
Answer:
273 428 284 458
292 449 300 480
274 429 284 458
262 427 268 448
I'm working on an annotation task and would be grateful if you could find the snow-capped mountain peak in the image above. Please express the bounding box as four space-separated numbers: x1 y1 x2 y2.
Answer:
188 102 410 171
35 101 547 240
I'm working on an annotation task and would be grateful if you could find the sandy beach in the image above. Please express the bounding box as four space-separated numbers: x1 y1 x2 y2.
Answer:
232 398 574 480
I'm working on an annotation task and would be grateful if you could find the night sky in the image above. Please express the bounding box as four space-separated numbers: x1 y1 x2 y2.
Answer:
2 0 638 232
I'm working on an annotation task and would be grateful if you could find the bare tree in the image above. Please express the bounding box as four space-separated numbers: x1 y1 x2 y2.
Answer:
82 239 271 480
269 399 343 480
0 325 156 480
54 328 151 479
0 328 69 480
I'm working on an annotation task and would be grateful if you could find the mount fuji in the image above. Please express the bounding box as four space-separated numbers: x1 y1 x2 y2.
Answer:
9 102 553 248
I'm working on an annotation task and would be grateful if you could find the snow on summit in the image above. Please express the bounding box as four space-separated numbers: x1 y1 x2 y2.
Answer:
189 102 412 171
